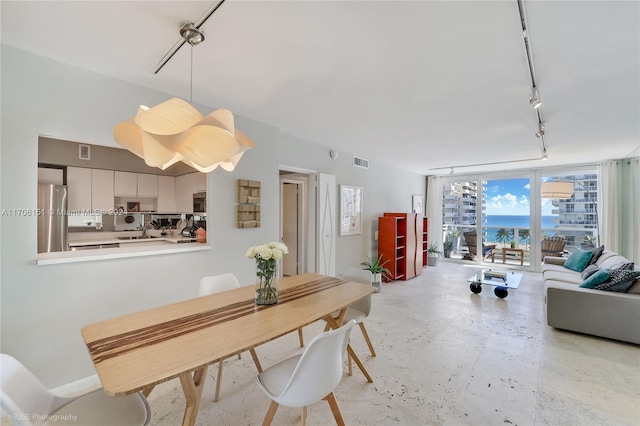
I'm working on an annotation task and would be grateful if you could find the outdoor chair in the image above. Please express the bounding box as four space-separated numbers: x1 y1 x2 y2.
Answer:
463 231 496 262
541 237 567 259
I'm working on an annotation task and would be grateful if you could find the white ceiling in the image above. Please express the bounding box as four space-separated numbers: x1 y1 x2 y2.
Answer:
2 1 638 175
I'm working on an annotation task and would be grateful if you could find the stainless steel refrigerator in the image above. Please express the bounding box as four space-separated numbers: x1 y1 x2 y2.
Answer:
38 184 69 253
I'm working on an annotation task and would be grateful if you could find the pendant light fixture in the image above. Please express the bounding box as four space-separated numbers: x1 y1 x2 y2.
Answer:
113 22 254 173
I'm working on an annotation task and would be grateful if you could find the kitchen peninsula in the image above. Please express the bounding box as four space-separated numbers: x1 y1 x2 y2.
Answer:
38 229 209 265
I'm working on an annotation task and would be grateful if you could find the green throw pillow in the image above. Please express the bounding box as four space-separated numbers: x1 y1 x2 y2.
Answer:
564 250 593 272
580 269 610 288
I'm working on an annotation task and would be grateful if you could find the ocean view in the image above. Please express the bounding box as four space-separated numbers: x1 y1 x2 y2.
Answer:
484 215 556 242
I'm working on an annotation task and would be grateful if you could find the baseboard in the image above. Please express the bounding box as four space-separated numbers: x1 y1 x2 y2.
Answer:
50 374 102 397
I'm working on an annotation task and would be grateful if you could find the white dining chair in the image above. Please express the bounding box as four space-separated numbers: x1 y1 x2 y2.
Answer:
199 273 264 402
255 320 356 426
326 267 377 357
0 353 151 426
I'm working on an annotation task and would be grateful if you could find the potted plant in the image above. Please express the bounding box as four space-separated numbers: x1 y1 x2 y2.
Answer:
360 255 391 292
427 243 443 266
510 240 516 249
448 228 461 253
443 240 453 258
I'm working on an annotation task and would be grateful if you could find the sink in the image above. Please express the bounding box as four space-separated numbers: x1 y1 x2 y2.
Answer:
116 236 159 240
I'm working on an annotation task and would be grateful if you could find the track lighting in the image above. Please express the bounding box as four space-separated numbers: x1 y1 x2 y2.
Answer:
535 123 545 138
530 87 541 109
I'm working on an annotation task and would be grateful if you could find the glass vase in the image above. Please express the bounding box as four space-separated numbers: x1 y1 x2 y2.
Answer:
255 261 279 305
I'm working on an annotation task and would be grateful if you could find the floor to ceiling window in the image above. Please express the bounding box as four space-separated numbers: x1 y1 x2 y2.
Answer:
439 166 599 271
540 169 599 257
482 176 532 267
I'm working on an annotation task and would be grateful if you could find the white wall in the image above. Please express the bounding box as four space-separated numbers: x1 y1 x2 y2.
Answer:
0 45 425 388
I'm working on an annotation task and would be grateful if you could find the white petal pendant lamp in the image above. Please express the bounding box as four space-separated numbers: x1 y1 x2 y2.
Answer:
113 23 254 173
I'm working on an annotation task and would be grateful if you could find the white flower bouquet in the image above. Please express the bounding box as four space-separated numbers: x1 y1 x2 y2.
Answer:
246 242 289 304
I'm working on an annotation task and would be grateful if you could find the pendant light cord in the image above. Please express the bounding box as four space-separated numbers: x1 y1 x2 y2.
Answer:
190 44 194 104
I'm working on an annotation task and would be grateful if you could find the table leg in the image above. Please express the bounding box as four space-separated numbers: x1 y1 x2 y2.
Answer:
179 365 208 426
141 384 156 398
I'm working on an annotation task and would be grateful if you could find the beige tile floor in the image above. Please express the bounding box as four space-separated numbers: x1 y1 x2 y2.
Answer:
147 262 640 425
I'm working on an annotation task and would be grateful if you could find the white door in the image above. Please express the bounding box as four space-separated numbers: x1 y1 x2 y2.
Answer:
317 173 336 276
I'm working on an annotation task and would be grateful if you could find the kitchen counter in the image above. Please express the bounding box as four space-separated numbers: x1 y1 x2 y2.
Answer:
37 230 208 265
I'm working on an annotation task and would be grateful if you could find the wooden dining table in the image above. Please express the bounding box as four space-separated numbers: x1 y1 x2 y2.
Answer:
81 273 375 426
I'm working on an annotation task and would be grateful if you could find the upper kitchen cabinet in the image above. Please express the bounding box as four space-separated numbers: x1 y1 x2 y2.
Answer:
91 169 115 212
157 176 176 213
196 172 206 192
114 171 137 196
137 174 158 198
67 167 92 211
115 171 158 198
68 167 114 212
175 172 205 213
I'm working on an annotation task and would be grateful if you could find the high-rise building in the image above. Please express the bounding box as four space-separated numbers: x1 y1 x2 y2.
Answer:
442 181 486 227
550 173 598 249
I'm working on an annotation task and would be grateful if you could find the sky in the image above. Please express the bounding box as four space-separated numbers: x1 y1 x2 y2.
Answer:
485 178 555 216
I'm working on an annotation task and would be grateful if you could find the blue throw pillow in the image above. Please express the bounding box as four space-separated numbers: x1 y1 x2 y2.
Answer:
564 250 594 272
580 269 610 288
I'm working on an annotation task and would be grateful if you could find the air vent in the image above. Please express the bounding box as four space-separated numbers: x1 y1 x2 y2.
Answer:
352 156 369 169
78 144 91 160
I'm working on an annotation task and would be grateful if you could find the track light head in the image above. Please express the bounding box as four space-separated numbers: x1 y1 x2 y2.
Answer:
530 87 541 109
535 123 545 138
180 23 205 46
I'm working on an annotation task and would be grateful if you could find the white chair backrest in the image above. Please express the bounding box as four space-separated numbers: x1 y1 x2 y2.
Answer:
342 267 372 284
342 267 372 315
275 320 355 407
199 273 241 296
1 353 70 421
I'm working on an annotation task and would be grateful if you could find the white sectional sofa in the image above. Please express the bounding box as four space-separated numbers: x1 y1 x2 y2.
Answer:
543 250 640 345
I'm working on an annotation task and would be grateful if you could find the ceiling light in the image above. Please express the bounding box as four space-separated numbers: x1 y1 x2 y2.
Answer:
530 87 541 109
113 22 254 173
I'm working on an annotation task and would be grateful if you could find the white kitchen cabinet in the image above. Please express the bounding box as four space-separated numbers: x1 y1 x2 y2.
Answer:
67 167 92 211
175 173 197 213
137 174 158 198
195 172 206 192
157 176 176 212
91 169 115 213
114 171 137 197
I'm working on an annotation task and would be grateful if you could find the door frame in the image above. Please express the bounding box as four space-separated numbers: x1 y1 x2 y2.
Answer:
280 178 306 275
279 165 319 275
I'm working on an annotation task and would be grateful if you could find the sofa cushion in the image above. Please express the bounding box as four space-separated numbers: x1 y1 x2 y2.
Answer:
581 264 600 280
594 269 640 292
564 250 593 272
587 245 605 265
598 252 630 269
580 269 610 289
544 269 582 285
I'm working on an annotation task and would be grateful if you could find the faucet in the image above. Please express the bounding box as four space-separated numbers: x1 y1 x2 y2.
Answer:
138 223 147 237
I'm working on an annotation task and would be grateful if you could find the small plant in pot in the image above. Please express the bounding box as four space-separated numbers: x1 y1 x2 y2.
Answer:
443 240 453 258
427 243 444 266
360 255 391 293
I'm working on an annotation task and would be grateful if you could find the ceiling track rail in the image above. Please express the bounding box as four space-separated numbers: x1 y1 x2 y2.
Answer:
432 0 547 173
153 0 227 75
517 0 548 156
